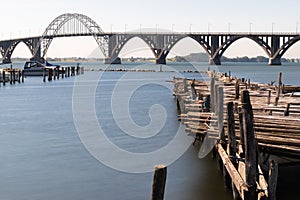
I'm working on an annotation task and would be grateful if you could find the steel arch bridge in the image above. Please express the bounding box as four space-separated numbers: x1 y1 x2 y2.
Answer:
1 13 300 65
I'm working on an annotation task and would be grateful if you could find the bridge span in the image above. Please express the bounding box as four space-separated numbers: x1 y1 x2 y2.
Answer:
1 13 300 65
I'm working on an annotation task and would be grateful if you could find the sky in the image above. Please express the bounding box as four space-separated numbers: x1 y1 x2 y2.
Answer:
2 0 300 59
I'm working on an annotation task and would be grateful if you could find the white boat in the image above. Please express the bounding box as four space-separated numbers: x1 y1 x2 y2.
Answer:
23 61 60 76
23 61 46 76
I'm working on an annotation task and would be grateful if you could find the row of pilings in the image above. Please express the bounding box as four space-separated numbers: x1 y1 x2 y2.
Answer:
43 65 84 82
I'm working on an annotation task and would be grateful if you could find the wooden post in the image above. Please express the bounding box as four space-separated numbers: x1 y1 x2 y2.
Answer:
268 160 278 200
18 70 21 83
238 107 245 155
67 67 70 77
62 67 65 79
274 72 282 106
227 102 237 165
227 102 241 199
183 78 187 93
76 63 80 75
284 103 290 116
221 101 236 192
71 67 73 76
191 79 196 100
21 70 24 83
218 86 225 141
267 90 271 105
48 69 53 81
53 68 56 80
2 71 5 86
10 70 13 84
57 67 60 79
235 79 240 99
214 84 219 115
248 79 251 89
210 76 215 113
43 68 46 82
241 90 257 200
151 165 167 200
13 70 16 84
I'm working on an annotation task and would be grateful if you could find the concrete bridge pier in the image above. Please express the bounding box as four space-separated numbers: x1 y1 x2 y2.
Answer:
268 57 282 65
209 57 221 65
104 57 121 64
155 56 166 65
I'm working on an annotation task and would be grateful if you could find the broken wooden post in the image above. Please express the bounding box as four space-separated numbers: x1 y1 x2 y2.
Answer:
241 90 257 200
218 86 224 140
284 103 290 116
235 79 240 99
48 69 53 81
18 70 21 83
9 70 13 84
151 165 167 200
183 78 187 93
2 71 5 86
267 90 271 105
43 68 46 82
210 75 215 113
274 72 282 106
268 160 278 200
227 102 237 166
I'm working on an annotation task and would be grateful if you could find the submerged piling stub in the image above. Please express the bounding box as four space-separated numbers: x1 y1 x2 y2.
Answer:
151 165 167 200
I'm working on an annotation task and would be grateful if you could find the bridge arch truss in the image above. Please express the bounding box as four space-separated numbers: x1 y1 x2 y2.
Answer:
33 13 109 61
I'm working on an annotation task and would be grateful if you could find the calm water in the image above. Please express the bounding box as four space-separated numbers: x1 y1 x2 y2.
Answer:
0 61 300 199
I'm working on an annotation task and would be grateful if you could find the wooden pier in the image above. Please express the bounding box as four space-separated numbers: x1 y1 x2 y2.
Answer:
173 71 300 200
0 67 24 85
42 65 84 82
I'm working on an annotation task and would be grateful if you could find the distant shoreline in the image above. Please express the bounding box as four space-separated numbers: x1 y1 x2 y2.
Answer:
5 53 300 64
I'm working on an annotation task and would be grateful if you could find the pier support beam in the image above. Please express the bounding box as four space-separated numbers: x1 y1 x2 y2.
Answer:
104 57 121 64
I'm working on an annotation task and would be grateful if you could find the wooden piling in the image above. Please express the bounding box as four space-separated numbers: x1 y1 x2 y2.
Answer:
12 70 16 84
43 68 46 82
284 103 290 116
218 86 224 140
274 72 282 106
241 90 257 200
151 165 167 200
48 69 53 81
56 67 60 80
53 68 56 80
62 67 65 79
267 90 271 105
67 67 70 77
21 70 24 83
18 70 21 83
268 160 278 200
183 78 187 93
2 71 5 86
210 76 215 113
235 79 240 99
9 70 13 84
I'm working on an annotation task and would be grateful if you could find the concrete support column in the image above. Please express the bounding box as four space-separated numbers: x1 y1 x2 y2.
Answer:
209 56 221 65
269 36 282 65
268 57 282 65
155 56 166 65
104 57 121 64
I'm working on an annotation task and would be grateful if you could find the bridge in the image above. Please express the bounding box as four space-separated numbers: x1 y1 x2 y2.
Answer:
1 13 300 65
